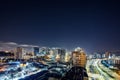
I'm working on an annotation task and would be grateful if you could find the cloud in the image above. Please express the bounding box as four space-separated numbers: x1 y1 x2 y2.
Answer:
0 41 18 45
19 44 30 47
19 44 39 47
0 41 39 52
5 42 18 45
0 41 39 48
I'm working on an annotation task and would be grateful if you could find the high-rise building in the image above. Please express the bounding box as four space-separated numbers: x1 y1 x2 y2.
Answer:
39 47 50 56
48 50 55 61
15 47 23 59
55 48 66 62
93 52 101 59
51 48 66 62
65 52 71 62
72 47 87 68
34 47 39 56
105 52 110 58
59 49 66 62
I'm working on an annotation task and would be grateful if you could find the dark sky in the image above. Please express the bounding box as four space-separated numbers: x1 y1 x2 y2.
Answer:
0 0 120 53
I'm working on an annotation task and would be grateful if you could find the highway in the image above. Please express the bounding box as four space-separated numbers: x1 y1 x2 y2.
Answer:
94 59 114 80
86 59 104 80
98 59 120 80
86 59 120 80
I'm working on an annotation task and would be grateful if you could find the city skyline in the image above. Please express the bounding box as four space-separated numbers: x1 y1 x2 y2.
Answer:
1 41 120 54
0 1 120 53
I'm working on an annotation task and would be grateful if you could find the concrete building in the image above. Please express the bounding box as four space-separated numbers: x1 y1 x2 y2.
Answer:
72 48 87 68
52 48 66 62
23 52 33 60
65 52 71 62
0 51 14 62
105 52 110 58
61 66 88 80
15 47 23 59
58 49 66 62
34 47 39 56
93 52 102 59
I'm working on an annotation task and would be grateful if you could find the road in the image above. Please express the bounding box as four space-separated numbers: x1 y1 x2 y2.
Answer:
86 59 104 80
98 59 120 80
94 59 114 80
87 59 120 80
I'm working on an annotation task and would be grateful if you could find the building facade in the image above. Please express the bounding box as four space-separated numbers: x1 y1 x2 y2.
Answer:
34 47 39 56
72 48 87 68
15 47 23 59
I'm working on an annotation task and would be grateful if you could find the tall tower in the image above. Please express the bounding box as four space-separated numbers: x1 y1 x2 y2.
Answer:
15 47 23 59
72 47 87 68
61 47 88 80
34 47 39 56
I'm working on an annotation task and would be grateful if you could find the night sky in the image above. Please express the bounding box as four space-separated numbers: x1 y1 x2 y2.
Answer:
0 0 120 53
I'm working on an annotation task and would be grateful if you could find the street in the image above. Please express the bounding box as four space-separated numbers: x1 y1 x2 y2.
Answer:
86 59 120 80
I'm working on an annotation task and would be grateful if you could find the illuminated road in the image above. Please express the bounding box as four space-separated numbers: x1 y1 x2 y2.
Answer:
86 59 120 80
98 59 120 80
86 59 104 80
94 59 114 80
